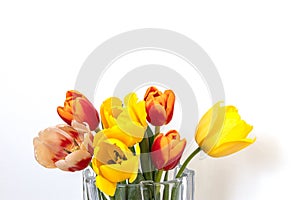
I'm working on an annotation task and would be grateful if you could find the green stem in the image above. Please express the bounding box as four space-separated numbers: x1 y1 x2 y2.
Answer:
176 147 201 178
155 126 160 135
139 127 154 180
154 170 163 200
162 171 169 200
155 170 163 182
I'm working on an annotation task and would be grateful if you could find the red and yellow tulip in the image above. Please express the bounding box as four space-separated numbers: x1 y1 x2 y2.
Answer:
92 132 138 196
195 102 255 157
151 130 186 170
57 90 100 130
33 121 94 172
144 86 175 126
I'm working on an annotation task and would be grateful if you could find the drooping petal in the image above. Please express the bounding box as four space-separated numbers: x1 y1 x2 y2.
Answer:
95 173 117 197
33 123 93 172
33 137 57 168
99 156 138 183
55 150 92 172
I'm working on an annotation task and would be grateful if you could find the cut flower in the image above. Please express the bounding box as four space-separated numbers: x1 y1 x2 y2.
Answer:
92 132 138 196
195 102 255 157
33 121 94 172
100 93 147 147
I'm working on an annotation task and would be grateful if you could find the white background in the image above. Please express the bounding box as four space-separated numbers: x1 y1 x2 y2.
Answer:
1 1 300 200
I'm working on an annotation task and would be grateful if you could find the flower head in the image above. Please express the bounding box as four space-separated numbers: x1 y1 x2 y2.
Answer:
100 93 147 147
92 132 138 196
33 121 94 172
195 102 255 157
151 130 186 170
57 90 100 130
144 86 175 126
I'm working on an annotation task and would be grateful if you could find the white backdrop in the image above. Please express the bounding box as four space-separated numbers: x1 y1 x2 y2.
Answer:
1 1 300 200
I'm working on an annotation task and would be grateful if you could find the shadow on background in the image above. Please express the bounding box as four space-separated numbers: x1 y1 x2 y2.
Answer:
190 132 282 200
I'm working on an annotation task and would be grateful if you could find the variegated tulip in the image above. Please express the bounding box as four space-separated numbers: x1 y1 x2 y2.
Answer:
144 86 175 126
151 130 186 170
92 132 138 196
195 102 255 157
57 90 100 130
33 121 94 172
100 93 147 147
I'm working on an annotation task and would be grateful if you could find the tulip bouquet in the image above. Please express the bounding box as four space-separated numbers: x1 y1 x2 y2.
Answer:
33 86 255 200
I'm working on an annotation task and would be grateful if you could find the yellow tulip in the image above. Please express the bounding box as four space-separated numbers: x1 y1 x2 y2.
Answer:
100 93 147 147
92 132 138 196
195 102 255 157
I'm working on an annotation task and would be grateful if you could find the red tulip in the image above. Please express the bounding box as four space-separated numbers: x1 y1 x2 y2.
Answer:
57 90 100 130
151 130 186 170
144 87 175 126
33 121 94 172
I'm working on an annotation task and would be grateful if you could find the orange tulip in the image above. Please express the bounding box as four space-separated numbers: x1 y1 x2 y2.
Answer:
151 130 186 170
33 121 94 172
144 86 175 126
57 90 100 130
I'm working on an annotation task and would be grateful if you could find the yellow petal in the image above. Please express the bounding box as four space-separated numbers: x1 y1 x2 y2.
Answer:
101 126 137 147
195 101 225 148
95 173 117 196
208 138 256 157
100 97 122 129
124 93 147 127
115 110 146 145
100 156 139 183
220 120 253 144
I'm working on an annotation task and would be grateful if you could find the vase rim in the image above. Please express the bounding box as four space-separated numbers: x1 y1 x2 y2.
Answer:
83 165 194 187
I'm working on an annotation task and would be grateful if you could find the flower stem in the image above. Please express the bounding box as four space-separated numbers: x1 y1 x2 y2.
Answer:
176 147 201 178
155 170 163 182
155 126 160 135
162 171 169 200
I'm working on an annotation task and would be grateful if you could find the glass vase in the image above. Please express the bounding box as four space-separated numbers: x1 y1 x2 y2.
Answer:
83 166 194 200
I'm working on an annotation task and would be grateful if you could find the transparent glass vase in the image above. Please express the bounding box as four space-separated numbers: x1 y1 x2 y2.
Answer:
83 166 194 200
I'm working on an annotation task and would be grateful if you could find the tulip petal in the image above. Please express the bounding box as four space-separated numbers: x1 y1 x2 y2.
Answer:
124 93 147 127
100 97 122 129
151 134 170 169
221 120 253 144
164 90 175 124
115 110 146 145
100 156 139 183
55 150 92 172
195 102 225 147
148 103 167 126
57 106 73 125
33 137 57 168
100 126 137 147
208 138 256 157
95 173 117 197
58 90 100 130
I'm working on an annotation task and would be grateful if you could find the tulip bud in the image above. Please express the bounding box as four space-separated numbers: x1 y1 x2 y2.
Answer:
151 130 186 170
144 87 175 126
57 90 100 130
